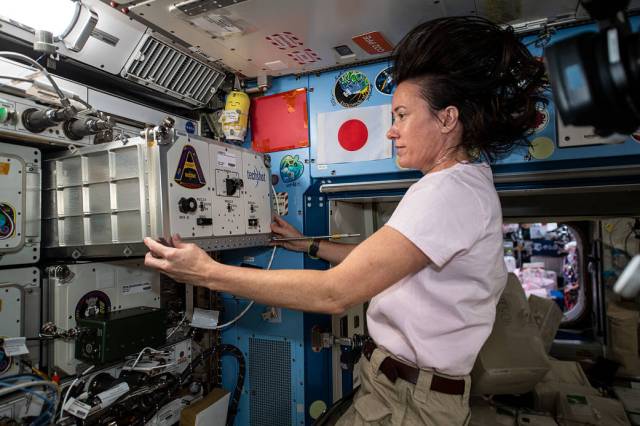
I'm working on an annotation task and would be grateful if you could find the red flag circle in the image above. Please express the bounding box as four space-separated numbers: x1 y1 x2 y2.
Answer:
337 119 368 151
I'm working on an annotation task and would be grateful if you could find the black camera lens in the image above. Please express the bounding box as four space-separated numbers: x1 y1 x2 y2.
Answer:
545 26 640 135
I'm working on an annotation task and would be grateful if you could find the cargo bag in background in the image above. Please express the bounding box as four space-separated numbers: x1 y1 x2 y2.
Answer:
472 273 551 395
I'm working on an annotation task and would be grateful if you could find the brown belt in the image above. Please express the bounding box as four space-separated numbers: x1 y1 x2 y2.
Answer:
362 341 465 395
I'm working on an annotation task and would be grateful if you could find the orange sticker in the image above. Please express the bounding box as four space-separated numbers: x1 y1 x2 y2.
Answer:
352 32 393 55
0 162 10 175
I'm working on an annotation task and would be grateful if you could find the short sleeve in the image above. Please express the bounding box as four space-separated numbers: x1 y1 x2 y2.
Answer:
386 175 483 268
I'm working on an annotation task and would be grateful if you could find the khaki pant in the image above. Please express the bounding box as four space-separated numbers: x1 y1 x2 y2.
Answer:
335 347 471 426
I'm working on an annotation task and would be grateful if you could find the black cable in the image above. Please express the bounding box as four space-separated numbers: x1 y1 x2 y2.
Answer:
219 344 245 426
180 344 246 426
25 336 55 341
313 385 360 426
83 373 180 426
80 344 245 426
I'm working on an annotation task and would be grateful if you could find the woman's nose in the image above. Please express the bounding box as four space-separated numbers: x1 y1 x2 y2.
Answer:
386 126 397 140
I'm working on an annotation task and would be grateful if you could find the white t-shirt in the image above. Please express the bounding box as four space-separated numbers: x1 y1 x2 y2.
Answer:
367 162 507 376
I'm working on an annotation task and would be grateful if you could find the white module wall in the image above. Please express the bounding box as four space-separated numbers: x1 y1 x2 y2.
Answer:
48 260 161 375
0 143 40 266
0 267 40 378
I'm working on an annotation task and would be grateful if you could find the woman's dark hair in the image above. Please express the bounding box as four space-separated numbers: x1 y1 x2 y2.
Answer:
393 16 548 160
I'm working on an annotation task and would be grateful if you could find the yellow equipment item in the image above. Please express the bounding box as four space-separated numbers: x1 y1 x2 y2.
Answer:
220 91 249 141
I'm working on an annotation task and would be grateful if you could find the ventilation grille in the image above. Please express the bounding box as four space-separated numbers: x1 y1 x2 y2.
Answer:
249 337 292 426
122 34 225 107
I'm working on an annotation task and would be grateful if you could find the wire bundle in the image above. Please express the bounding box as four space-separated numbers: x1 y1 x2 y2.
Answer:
180 344 246 426
0 374 59 425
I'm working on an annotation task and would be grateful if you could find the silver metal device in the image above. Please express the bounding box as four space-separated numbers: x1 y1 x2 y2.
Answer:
0 0 226 108
33 30 56 55
59 2 99 52
45 259 162 375
0 93 98 148
0 142 41 266
42 133 271 259
0 267 41 378
0 56 199 141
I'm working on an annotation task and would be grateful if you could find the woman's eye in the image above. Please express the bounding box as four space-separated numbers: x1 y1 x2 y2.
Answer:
392 112 406 123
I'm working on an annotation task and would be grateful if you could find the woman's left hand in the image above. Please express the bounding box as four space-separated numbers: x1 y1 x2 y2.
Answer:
143 234 217 287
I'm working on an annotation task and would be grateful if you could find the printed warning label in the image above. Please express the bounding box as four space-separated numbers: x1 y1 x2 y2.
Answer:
174 145 206 189
121 282 152 295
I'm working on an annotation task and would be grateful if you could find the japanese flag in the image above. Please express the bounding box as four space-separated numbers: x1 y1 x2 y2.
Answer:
317 104 392 165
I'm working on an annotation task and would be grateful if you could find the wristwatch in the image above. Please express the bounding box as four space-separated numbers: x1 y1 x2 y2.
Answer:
308 239 320 259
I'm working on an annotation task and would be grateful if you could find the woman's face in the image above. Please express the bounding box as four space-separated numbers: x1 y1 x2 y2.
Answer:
386 81 450 173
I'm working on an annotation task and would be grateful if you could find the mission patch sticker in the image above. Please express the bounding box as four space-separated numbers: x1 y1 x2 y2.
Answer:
375 66 395 95
333 70 371 108
175 145 206 189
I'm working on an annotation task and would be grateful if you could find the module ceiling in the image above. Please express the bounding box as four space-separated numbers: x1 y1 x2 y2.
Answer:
110 0 640 78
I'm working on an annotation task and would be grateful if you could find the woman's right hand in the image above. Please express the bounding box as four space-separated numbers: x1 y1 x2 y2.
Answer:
270 215 309 252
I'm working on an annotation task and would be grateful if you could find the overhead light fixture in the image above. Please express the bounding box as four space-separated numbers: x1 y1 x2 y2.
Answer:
2 0 79 37
1 0 98 52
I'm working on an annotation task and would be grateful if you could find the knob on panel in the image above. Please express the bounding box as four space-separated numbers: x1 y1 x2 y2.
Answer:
178 197 198 213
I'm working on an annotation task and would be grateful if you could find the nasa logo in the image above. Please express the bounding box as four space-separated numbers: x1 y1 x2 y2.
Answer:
185 121 196 134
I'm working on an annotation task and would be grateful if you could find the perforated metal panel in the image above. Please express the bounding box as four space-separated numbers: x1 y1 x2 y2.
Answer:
249 338 291 426
122 33 226 107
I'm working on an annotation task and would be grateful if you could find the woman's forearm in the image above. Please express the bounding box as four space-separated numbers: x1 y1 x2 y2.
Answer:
316 240 357 265
207 262 348 314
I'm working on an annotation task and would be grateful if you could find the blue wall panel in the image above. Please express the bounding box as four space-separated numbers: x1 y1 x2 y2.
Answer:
221 74 333 426
219 147 311 426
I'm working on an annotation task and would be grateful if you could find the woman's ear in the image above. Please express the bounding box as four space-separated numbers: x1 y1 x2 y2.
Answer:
437 106 459 134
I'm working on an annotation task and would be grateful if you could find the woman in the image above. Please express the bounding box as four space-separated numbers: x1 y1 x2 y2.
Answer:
144 16 546 425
